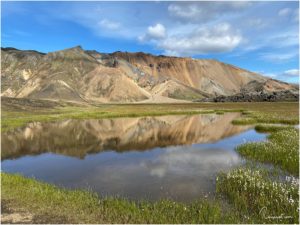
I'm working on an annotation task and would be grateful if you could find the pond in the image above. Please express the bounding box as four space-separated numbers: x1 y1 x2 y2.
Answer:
1 113 267 202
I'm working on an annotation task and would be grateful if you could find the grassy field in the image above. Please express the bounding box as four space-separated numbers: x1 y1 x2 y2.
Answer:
1 99 299 223
2 99 298 132
232 114 299 125
254 124 295 133
2 173 239 224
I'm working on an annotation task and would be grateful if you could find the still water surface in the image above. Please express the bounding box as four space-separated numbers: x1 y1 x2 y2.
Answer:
1 113 266 202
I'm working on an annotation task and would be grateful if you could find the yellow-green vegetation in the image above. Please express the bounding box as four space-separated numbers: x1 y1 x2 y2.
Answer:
232 109 299 125
216 124 299 224
237 128 299 175
2 101 298 132
254 124 294 133
1 173 238 224
1 107 211 132
2 107 227 132
168 89 204 100
216 168 299 224
1 100 299 223
1 105 246 132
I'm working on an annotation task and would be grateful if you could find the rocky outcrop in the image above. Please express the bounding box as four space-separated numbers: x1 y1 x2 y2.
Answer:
199 90 299 102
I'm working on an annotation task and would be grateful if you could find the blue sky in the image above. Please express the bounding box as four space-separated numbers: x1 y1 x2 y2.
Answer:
2 1 299 83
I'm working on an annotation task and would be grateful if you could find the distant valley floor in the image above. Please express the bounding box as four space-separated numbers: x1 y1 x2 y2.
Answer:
1 97 299 133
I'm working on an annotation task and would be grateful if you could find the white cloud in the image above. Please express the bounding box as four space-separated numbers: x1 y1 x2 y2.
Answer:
11 1 297 63
147 23 166 39
168 2 252 23
282 69 299 77
260 52 298 62
235 30 298 58
158 23 242 56
168 3 204 22
278 8 299 23
247 18 267 29
293 9 299 22
264 73 278 78
278 8 292 17
98 19 120 30
260 69 299 83
138 23 166 42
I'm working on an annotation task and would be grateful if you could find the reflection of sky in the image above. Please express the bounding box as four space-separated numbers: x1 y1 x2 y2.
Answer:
193 129 267 148
143 147 240 178
2 128 266 202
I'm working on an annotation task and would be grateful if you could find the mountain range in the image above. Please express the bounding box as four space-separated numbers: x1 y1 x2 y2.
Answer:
1 46 298 103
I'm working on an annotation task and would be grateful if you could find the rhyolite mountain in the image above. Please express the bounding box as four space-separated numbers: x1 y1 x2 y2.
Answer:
1 46 298 103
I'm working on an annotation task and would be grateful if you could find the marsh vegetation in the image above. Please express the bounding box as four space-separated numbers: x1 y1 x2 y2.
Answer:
1 101 299 224
237 128 299 175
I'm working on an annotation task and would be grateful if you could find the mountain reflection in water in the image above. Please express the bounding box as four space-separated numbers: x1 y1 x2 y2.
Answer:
1 113 267 202
2 113 249 159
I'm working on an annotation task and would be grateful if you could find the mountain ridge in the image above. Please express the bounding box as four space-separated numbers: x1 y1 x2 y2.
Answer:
1 46 298 103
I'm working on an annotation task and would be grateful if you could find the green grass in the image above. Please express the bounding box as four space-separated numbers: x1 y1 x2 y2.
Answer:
254 124 295 133
1 173 239 224
2 101 298 132
1 107 215 132
232 111 299 125
1 106 249 132
232 117 299 125
236 128 299 175
168 88 204 100
216 167 299 224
